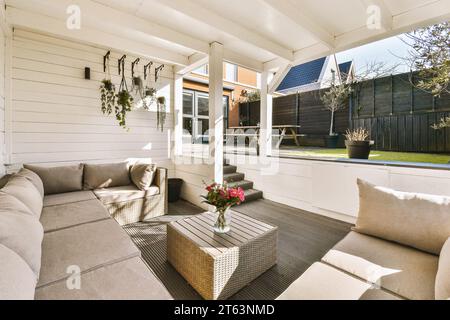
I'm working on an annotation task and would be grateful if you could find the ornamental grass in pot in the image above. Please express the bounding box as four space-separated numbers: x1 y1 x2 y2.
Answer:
345 128 372 160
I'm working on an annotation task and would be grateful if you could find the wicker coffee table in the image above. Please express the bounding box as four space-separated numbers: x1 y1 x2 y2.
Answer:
167 211 278 300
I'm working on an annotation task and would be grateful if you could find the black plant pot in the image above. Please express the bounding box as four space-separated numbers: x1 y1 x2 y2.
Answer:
345 141 371 159
324 135 339 148
168 178 183 203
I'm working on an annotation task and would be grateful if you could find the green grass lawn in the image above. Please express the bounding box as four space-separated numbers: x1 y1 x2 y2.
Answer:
282 148 450 165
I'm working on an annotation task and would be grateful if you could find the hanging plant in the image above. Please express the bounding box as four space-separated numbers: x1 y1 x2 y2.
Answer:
143 87 157 110
157 96 166 131
114 55 134 130
100 52 116 115
116 90 134 129
100 79 116 115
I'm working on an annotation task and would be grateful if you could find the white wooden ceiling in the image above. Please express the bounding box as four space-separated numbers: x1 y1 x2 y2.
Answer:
5 0 450 72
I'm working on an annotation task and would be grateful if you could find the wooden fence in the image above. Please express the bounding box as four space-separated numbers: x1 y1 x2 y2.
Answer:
238 72 450 153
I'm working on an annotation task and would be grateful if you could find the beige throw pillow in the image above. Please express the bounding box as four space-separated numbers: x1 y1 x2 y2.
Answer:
130 163 156 191
435 237 450 300
354 179 450 255
83 162 131 190
24 164 84 195
2 176 43 218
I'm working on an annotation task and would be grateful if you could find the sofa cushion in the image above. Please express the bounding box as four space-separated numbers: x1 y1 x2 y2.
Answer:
436 237 450 300
83 162 131 190
40 199 110 233
277 262 401 300
0 195 44 277
130 163 156 191
38 219 140 288
43 191 97 207
94 185 160 205
15 168 44 197
322 231 438 300
0 244 37 300
355 179 450 255
35 257 172 300
2 176 43 218
0 174 11 188
24 164 84 195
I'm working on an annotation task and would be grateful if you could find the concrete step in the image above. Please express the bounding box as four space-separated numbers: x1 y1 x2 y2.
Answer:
224 172 245 183
243 189 263 203
223 165 237 174
227 180 254 190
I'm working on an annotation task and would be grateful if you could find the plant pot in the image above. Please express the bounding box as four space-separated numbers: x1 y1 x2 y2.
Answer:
345 140 371 159
324 135 339 148
168 178 183 203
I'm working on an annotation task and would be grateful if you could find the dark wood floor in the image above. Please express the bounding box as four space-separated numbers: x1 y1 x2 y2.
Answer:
127 199 351 299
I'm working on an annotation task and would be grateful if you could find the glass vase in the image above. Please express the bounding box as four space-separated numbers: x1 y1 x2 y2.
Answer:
213 206 231 234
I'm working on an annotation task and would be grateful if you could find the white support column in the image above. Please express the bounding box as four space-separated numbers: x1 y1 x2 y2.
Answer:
208 42 224 184
173 73 184 156
260 70 273 157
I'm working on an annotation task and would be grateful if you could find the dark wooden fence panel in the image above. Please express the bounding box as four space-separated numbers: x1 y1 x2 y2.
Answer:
352 112 450 153
237 71 450 153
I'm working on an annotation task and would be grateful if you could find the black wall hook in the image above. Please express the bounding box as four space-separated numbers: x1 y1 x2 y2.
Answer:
155 64 165 82
144 62 153 80
103 50 110 73
118 55 127 75
131 58 140 77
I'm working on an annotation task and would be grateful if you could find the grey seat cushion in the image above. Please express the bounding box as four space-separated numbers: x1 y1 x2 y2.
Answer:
0 194 44 277
24 164 84 195
40 199 110 233
277 262 401 300
35 257 172 300
83 162 131 190
0 244 37 300
94 185 160 205
322 231 439 300
2 175 43 218
43 191 97 207
38 219 140 288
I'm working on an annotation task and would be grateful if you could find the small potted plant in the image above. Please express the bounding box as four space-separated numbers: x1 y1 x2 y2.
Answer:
345 128 372 159
202 183 245 233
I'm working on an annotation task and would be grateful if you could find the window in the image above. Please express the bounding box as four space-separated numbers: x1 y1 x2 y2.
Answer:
225 63 238 82
193 64 208 76
183 90 229 144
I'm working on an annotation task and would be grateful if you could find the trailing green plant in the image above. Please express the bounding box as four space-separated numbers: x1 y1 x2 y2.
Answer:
100 79 116 115
115 89 134 129
156 96 166 131
143 87 157 110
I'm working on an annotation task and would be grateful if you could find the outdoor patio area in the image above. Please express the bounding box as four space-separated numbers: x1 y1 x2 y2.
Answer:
124 199 351 300
0 0 449 305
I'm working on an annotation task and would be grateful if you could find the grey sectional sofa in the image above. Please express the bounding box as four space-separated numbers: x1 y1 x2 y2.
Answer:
0 162 172 300
278 179 450 300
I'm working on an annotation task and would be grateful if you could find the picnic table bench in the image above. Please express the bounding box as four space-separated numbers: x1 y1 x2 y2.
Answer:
226 125 301 149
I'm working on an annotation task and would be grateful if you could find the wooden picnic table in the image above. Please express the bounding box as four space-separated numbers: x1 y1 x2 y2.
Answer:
226 125 301 149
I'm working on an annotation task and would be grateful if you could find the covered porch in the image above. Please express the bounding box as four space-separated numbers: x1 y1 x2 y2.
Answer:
0 0 449 302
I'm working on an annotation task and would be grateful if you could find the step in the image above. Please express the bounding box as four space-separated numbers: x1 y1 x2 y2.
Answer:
224 172 245 183
227 180 254 190
243 189 263 203
223 165 237 174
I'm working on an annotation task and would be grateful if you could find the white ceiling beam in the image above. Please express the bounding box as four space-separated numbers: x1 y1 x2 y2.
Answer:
293 0 450 65
360 0 393 32
174 53 208 75
223 49 264 72
154 0 294 62
7 0 210 54
6 7 189 66
268 63 292 94
261 0 335 49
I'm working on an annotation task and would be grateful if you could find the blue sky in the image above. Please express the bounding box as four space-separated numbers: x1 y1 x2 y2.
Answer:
336 34 413 74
